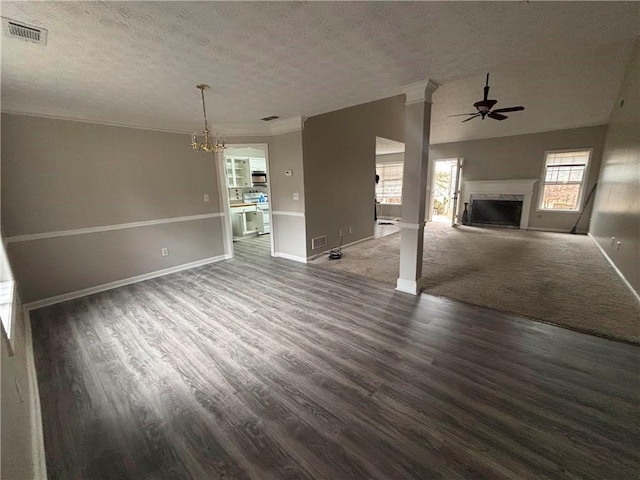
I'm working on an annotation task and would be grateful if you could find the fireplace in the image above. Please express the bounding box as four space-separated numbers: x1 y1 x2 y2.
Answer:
460 179 538 230
470 198 523 228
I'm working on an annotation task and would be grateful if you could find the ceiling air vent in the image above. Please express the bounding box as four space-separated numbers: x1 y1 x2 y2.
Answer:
260 115 280 122
2 18 47 45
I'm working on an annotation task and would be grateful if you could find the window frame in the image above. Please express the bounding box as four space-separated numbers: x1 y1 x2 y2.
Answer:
375 162 404 205
0 237 17 356
537 148 593 213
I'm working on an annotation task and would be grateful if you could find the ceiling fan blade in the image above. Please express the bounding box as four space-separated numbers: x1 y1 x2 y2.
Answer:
488 112 507 121
462 114 480 123
448 113 477 117
491 106 525 114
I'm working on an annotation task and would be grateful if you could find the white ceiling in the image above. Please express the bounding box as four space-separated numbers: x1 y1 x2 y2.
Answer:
376 137 405 155
1 1 638 144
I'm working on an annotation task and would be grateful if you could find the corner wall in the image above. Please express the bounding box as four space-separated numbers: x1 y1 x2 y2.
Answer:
1 114 227 303
429 125 607 232
589 39 640 294
302 96 405 257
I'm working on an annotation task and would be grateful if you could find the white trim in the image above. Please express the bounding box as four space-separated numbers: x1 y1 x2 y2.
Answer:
267 116 305 135
6 213 225 244
1 111 304 137
527 227 586 234
307 235 375 261
223 143 275 257
396 277 422 295
461 179 538 229
398 222 425 230
272 211 305 218
537 148 593 213
273 252 307 263
588 233 640 304
23 254 229 311
342 235 375 250
401 79 439 105
24 310 47 480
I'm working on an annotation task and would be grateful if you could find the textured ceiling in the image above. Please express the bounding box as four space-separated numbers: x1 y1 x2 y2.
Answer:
1 1 638 144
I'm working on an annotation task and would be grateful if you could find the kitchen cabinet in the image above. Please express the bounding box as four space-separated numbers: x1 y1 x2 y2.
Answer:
245 211 265 234
230 204 264 237
250 157 267 173
226 158 251 187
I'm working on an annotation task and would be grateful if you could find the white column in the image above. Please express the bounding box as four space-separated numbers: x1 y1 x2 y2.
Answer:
396 80 438 295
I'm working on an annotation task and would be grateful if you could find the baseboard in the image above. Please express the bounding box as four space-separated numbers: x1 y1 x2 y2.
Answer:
527 227 587 234
24 310 47 480
23 254 229 312
588 233 640 304
396 277 420 295
274 252 308 263
342 235 375 249
307 235 375 261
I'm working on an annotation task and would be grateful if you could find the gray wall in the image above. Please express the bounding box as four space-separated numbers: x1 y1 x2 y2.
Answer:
430 125 607 232
1 114 227 303
302 96 405 256
590 39 640 294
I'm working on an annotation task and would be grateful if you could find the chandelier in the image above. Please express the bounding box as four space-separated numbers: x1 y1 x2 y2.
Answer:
191 84 226 153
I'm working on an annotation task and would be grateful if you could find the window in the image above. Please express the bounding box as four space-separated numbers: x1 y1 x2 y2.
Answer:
375 163 403 204
539 150 591 211
0 238 16 348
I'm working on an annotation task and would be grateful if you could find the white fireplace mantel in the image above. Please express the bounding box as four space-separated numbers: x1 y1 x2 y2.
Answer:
460 179 539 229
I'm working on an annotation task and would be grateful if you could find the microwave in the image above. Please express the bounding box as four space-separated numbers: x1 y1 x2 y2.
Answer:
251 171 267 184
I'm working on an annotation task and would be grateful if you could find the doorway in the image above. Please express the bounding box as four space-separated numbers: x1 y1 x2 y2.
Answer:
221 144 274 259
431 158 459 224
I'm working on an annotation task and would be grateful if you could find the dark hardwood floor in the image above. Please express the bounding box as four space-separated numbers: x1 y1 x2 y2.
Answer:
31 234 639 479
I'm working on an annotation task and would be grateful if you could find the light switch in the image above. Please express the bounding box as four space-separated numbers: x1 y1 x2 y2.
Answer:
293 193 299 201
203 194 210 202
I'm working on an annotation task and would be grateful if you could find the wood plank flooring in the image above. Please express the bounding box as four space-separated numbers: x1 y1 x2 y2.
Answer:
30 235 639 479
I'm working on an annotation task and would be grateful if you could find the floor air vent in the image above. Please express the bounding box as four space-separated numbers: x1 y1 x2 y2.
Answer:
311 235 328 250
3 18 47 45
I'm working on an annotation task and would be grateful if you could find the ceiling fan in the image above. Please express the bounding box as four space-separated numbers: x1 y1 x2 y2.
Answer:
450 73 524 122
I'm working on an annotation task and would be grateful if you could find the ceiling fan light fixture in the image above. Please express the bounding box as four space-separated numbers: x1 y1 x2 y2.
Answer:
451 73 524 124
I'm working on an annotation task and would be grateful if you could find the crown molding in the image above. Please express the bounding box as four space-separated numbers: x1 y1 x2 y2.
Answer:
401 79 439 105
0 110 190 135
0 110 305 137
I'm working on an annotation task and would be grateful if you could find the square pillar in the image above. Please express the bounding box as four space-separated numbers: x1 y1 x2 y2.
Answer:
396 80 438 295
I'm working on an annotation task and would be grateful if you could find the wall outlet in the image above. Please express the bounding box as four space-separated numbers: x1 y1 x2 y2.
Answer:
348 227 353 234
203 194 210 202
339 229 343 236
611 237 616 245
616 241 622 250
161 248 169 257
293 193 299 201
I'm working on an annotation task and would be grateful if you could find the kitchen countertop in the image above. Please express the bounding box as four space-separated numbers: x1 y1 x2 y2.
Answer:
230 202 269 208
230 202 256 208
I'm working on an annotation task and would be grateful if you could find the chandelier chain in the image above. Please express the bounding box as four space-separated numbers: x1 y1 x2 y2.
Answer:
200 87 209 131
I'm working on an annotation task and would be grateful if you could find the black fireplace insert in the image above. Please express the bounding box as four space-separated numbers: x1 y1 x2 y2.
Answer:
470 200 523 228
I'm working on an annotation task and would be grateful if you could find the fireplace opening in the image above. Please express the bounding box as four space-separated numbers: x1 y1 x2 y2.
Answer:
470 200 523 228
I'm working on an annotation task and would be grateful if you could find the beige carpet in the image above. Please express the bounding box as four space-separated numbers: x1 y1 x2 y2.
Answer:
312 223 640 344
